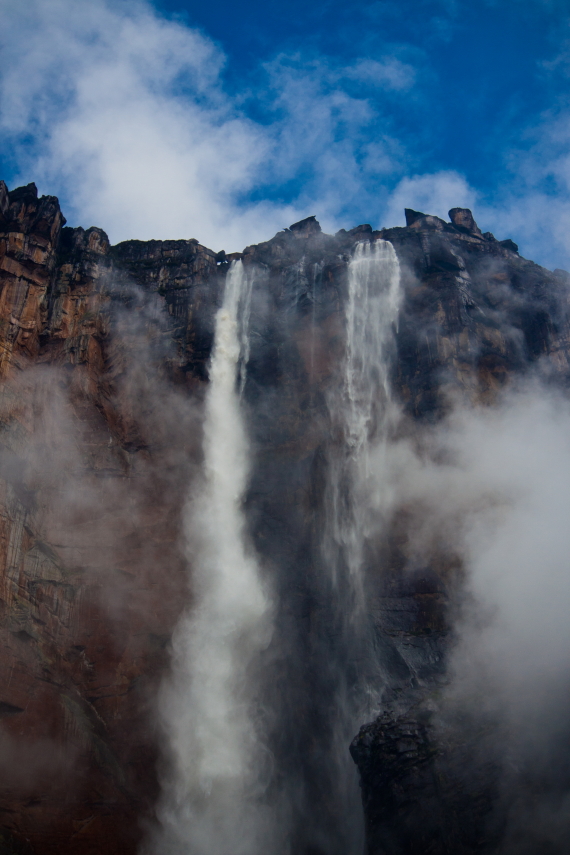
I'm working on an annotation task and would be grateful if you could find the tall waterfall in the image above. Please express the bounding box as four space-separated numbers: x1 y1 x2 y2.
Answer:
147 243 402 855
150 260 273 855
323 238 402 853
345 241 401 460
327 239 401 598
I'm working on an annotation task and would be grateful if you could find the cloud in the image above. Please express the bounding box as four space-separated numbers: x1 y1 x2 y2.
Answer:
257 53 411 232
465 41 570 269
369 383 570 724
0 0 420 250
380 132 570 271
344 58 416 91
383 170 477 226
441 389 570 848
0 0 291 250
476 105 570 269
449 391 570 718
2 0 569 269
367 382 570 848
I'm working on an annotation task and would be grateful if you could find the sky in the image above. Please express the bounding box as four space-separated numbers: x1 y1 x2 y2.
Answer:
1 0 570 266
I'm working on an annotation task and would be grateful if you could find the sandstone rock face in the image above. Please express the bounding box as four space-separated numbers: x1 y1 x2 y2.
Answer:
0 187 220 854
448 206 483 236
0 187 569 854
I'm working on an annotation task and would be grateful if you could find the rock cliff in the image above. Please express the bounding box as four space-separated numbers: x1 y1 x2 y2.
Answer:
0 182 569 855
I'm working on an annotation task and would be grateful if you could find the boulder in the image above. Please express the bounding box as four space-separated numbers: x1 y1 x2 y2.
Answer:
449 207 483 236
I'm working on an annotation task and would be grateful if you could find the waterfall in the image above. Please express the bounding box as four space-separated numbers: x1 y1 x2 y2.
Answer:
150 260 273 855
323 238 402 853
327 239 401 594
147 243 402 855
345 241 401 459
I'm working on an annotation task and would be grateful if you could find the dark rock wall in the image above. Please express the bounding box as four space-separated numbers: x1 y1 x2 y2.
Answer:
0 184 569 854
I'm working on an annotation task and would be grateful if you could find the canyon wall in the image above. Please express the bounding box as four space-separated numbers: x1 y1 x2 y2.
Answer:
0 180 569 855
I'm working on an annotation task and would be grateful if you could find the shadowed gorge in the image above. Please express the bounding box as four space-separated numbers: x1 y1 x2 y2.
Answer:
1 180 570 855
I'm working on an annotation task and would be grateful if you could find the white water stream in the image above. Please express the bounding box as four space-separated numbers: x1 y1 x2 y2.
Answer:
327 239 402 597
323 239 402 853
151 260 272 855
345 241 401 455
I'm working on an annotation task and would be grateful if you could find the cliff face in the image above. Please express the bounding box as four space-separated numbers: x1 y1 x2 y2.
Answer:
0 181 569 855
0 182 219 854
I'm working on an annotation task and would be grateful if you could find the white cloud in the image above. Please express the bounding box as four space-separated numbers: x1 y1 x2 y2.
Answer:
381 154 570 272
2 0 569 269
0 0 417 250
259 55 405 232
344 58 416 91
0 0 298 250
476 109 570 269
373 383 570 741
367 383 570 844
383 170 477 227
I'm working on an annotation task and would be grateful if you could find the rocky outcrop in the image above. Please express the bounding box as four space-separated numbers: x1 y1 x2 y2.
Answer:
350 705 503 855
0 183 569 854
0 182 65 375
0 186 216 854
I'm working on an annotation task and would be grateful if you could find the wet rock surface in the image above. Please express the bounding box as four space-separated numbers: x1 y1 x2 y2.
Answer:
0 186 569 853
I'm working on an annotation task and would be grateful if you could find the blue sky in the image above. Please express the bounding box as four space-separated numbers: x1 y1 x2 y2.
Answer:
1 0 570 267
158 0 560 186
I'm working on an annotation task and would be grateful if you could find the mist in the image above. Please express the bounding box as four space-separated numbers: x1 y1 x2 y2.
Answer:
0 258 205 843
369 381 570 851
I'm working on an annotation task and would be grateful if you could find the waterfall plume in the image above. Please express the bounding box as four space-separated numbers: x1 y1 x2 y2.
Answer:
318 239 402 854
325 239 402 616
148 260 273 855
